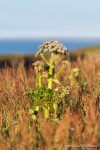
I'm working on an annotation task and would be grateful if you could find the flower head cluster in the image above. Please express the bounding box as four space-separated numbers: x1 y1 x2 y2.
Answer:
35 40 68 56
32 61 44 71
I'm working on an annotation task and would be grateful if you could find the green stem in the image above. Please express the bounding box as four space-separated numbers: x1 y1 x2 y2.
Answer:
48 53 54 89
37 67 42 87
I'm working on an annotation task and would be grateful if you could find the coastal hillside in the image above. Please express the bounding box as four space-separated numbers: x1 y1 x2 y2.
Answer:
75 45 100 54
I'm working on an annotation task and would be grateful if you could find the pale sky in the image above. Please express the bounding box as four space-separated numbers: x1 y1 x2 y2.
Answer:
0 0 100 38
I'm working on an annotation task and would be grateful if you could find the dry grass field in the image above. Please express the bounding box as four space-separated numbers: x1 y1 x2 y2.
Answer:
0 50 100 150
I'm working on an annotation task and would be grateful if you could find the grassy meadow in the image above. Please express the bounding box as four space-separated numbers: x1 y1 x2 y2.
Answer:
0 46 100 150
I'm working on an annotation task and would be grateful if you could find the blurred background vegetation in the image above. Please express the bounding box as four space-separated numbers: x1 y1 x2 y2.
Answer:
0 46 100 69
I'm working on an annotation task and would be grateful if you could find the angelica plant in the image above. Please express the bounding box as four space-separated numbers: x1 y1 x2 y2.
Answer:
26 40 71 120
35 40 68 89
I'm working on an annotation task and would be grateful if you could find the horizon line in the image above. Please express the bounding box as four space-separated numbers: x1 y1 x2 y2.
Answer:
0 36 100 41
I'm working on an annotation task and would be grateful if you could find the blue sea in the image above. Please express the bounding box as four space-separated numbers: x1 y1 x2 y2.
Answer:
0 38 100 54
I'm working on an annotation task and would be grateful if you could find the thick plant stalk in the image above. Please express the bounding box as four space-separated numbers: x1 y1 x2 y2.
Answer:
33 60 44 87
48 52 54 89
37 67 42 87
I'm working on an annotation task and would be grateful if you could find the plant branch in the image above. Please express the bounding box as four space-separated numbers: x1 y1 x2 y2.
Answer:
40 54 50 65
56 66 65 78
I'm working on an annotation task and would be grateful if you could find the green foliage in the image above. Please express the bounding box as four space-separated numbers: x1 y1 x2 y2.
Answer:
26 86 56 101
25 87 58 120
